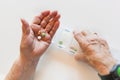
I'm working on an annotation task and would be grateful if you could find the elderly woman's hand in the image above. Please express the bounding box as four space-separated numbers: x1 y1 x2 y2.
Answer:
5 10 60 80
20 10 60 63
74 30 116 75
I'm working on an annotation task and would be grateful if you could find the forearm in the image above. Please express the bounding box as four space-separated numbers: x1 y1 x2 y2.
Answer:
5 55 39 80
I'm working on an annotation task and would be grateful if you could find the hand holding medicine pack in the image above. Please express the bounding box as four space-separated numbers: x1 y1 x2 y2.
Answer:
53 27 120 63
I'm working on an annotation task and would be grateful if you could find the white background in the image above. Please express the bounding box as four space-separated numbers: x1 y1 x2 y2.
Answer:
0 0 120 80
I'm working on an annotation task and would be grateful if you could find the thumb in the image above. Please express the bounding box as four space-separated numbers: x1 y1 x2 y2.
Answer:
21 18 30 35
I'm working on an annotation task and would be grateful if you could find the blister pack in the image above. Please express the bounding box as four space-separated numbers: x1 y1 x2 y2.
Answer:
53 27 80 55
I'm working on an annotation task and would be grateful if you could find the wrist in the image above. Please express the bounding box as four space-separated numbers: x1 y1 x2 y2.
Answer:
98 64 120 80
98 60 116 76
19 54 39 69
5 57 38 80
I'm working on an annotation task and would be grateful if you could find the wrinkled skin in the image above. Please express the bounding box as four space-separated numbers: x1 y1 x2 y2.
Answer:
74 30 116 75
5 10 61 80
20 10 60 63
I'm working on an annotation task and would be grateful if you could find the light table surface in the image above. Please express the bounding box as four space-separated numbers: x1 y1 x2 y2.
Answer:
0 0 120 80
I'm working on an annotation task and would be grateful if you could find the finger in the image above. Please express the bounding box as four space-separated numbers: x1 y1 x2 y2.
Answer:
81 30 93 36
92 32 99 37
41 10 50 17
74 53 87 62
49 21 60 38
32 16 41 24
81 30 88 36
45 14 60 32
21 18 30 35
73 31 85 44
98 38 109 49
86 32 99 44
45 11 58 22
73 31 90 50
40 11 58 28
81 30 92 36
31 24 41 36
32 10 50 24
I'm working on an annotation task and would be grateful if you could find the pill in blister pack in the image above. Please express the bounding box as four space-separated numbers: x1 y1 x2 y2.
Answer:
56 27 73 48
69 38 80 54
55 27 80 55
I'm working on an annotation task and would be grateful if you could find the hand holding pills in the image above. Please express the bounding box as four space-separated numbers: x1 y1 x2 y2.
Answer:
20 10 60 62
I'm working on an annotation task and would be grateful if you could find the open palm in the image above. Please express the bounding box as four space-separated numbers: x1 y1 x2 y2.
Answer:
20 11 60 60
